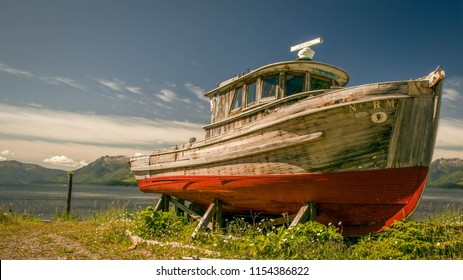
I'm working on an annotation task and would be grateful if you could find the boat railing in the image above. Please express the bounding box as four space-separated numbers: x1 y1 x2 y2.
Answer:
203 88 330 131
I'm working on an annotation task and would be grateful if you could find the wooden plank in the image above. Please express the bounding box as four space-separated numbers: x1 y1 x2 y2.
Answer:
131 132 323 172
289 202 316 229
168 197 203 221
154 195 164 211
133 94 410 178
258 214 296 228
190 202 217 240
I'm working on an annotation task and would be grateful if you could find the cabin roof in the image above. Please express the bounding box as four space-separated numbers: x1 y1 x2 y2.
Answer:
204 60 349 98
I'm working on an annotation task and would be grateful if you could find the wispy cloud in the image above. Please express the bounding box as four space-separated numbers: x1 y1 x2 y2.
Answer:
157 89 178 102
0 63 36 78
156 88 194 105
440 76 463 120
443 76 462 101
433 117 463 159
96 77 144 98
185 83 208 102
0 103 204 169
0 103 203 146
126 86 143 95
0 63 87 91
435 118 463 149
443 87 460 101
51 76 87 91
97 78 125 91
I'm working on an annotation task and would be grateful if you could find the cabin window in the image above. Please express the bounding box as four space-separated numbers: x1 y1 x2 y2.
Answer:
231 87 243 111
246 81 257 105
310 76 332 90
261 76 278 99
285 74 305 96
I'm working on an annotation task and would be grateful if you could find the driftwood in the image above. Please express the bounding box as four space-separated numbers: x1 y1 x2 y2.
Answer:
125 230 216 256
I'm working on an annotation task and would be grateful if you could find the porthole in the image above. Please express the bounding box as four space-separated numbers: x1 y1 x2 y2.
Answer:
371 112 387 123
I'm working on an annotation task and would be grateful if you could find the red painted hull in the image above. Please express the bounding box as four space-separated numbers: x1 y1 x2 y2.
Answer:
137 166 428 236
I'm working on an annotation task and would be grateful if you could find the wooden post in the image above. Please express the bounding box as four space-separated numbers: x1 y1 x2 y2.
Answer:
214 199 223 229
155 194 171 212
162 194 170 212
189 199 224 240
154 195 163 211
169 197 203 221
176 199 185 216
66 172 73 215
190 202 217 240
259 214 296 228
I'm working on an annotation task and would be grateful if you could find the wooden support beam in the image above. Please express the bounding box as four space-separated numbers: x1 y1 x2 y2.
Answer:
162 194 170 212
168 197 203 221
189 199 224 240
289 202 317 229
154 195 164 211
190 202 217 240
214 199 223 229
258 214 296 228
154 194 172 212
175 199 185 216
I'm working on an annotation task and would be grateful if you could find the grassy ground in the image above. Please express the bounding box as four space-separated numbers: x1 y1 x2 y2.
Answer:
1 206 462 260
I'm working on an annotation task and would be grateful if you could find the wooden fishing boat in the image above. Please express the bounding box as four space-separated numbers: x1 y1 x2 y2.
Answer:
129 38 445 236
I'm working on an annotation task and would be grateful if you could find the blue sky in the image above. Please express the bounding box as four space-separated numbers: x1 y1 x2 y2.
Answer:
1 0 462 170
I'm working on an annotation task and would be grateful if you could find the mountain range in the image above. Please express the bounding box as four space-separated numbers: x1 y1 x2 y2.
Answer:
0 155 136 185
428 158 463 188
0 156 462 188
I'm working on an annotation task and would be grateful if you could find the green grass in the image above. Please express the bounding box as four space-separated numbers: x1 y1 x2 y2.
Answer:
350 212 463 259
1 206 462 260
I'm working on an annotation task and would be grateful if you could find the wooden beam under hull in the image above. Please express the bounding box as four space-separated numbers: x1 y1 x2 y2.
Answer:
137 166 428 236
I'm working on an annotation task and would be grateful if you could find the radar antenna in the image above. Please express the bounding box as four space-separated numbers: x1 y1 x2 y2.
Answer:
290 37 323 60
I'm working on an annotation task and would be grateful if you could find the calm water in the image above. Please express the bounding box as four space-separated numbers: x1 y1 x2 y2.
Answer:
410 187 463 220
0 183 158 219
0 183 462 220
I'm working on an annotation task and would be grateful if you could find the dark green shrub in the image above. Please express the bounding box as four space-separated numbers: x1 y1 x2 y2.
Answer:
351 217 463 259
131 206 191 240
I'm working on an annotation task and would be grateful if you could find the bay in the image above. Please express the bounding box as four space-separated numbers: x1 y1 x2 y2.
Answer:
0 183 158 219
0 183 462 220
410 187 463 220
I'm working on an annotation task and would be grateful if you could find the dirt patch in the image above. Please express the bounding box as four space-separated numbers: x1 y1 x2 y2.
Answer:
0 223 101 260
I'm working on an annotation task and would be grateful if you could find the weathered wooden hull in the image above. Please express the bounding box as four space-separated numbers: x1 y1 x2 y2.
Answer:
137 166 428 236
130 69 444 236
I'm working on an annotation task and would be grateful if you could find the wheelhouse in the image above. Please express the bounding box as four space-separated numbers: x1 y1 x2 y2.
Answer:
204 60 349 138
